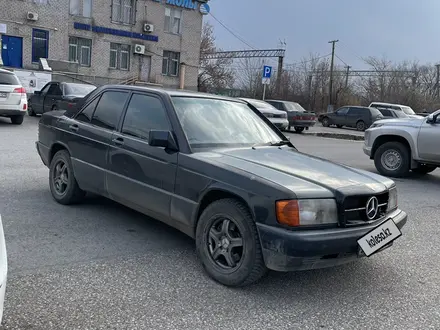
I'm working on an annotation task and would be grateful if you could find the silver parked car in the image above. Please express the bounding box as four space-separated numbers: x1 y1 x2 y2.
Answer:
363 109 440 177
0 68 27 125
239 98 289 131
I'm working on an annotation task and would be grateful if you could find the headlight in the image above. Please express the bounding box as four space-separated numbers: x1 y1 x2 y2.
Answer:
282 112 287 118
387 187 398 212
370 123 384 128
276 199 338 227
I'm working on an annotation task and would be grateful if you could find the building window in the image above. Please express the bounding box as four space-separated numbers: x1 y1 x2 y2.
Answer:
33 0 48 4
70 0 92 17
109 43 130 70
162 51 180 76
69 37 92 67
32 29 49 63
112 0 135 24
164 7 182 34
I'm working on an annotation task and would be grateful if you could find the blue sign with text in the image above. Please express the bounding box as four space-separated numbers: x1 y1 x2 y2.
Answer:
263 66 272 78
73 22 159 42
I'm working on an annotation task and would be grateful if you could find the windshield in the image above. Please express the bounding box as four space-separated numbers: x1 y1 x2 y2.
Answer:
65 83 96 96
402 106 415 115
172 97 282 148
284 102 305 112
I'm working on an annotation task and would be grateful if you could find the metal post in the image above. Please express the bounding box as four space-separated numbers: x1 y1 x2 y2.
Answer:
328 40 339 107
179 62 186 90
262 83 267 100
276 55 283 97
345 65 351 88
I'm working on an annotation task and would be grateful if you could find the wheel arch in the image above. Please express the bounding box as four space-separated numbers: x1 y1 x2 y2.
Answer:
49 142 71 164
193 186 254 237
371 134 414 162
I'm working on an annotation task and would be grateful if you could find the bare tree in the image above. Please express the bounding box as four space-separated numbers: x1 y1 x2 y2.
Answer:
198 23 235 93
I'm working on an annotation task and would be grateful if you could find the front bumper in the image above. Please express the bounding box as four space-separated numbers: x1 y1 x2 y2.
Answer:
289 120 316 128
363 145 372 158
257 209 407 272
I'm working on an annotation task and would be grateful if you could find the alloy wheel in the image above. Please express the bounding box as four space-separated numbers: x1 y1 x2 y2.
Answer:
52 160 69 195
207 217 244 269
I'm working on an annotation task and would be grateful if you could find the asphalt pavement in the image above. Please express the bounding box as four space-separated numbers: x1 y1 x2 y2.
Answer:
0 116 439 329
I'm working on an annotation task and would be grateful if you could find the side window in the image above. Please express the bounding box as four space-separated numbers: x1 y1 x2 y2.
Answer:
269 102 283 110
380 109 392 117
39 83 51 94
76 96 100 123
122 94 170 140
336 107 349 115
91 91 129 130
47 84 62 96
348 108 364 116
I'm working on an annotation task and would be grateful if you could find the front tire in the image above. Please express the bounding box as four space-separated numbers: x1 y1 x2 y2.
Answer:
10 115 24 125
196 198 267 287
294 126 305 133
322 117 330 127
412 165 437 175
49 150 85 204
28 102 36 116
374 142 411 177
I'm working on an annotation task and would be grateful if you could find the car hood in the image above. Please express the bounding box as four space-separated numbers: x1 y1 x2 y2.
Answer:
193 146 394 199
374 117 424 127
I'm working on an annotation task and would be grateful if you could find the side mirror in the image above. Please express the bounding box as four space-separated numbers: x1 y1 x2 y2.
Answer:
427 114 436 123
149 130 178 151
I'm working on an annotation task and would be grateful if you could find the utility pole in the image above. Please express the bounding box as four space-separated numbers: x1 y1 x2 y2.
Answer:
345 65 351 89
328 39 339 110
436 64 440 98
276 55 284 97
307 74 313 109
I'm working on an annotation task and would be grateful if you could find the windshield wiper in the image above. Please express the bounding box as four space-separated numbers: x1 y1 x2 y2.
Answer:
270 140 290 146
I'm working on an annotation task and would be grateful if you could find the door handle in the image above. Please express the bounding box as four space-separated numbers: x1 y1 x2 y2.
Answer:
69 124 79 132
112 137 124 146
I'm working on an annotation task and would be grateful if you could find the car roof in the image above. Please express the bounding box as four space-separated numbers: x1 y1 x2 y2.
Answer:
370 102 407 107
0 68 17 75
100 85 245 103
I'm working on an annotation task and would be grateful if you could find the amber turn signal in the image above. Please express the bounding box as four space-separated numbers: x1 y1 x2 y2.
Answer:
276 200 300 227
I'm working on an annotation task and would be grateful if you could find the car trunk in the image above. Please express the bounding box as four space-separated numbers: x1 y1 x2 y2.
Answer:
289 111 316 121
0 84 24 106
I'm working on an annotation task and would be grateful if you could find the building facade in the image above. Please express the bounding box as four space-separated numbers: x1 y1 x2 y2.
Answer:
0 0 210 89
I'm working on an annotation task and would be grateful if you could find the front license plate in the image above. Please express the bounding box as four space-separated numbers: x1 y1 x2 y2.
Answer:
357 219 402 257
0 92 6 98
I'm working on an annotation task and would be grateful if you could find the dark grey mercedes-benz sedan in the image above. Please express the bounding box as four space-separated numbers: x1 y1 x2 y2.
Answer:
36 85 407 287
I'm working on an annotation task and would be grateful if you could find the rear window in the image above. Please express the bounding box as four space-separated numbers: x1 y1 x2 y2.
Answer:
285 102 305 112
246 99 276 110
0 72 21 85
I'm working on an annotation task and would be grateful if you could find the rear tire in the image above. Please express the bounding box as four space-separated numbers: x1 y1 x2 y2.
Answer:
322 117 330 127
49 150 85 205
374 141 411 177
10 115 24 125
196 198 267 287
412 165 437 175
294 127 305 133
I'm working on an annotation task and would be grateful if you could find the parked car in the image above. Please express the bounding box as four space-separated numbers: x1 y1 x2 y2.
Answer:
36 85 407 287
321 106 384 131
377 107 409 119
0 68 28 125
239 98 289 131
369 102 423 119
28 82 96 116
265 100 316 133
0 216 8 324
363 109 440 177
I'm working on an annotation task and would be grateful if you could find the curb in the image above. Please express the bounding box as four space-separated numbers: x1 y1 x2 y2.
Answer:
303 132 364 141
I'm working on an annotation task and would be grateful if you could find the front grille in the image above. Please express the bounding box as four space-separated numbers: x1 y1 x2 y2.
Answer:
342 192 389 225
273 114 285 118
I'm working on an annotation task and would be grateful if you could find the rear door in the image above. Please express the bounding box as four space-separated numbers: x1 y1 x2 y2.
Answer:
345 107 361 127
64 89 130 195
43 83 63 113
107 92 178 222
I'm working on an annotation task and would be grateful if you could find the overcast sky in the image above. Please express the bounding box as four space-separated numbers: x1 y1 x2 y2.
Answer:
205 0 439 70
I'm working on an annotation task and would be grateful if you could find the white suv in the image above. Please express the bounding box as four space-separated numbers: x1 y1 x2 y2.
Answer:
0 68 27 125
369 102 422 119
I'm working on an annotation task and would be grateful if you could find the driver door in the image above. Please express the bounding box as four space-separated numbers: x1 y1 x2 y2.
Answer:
32 82 51 114
417 114 440 162
332 107 349 125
